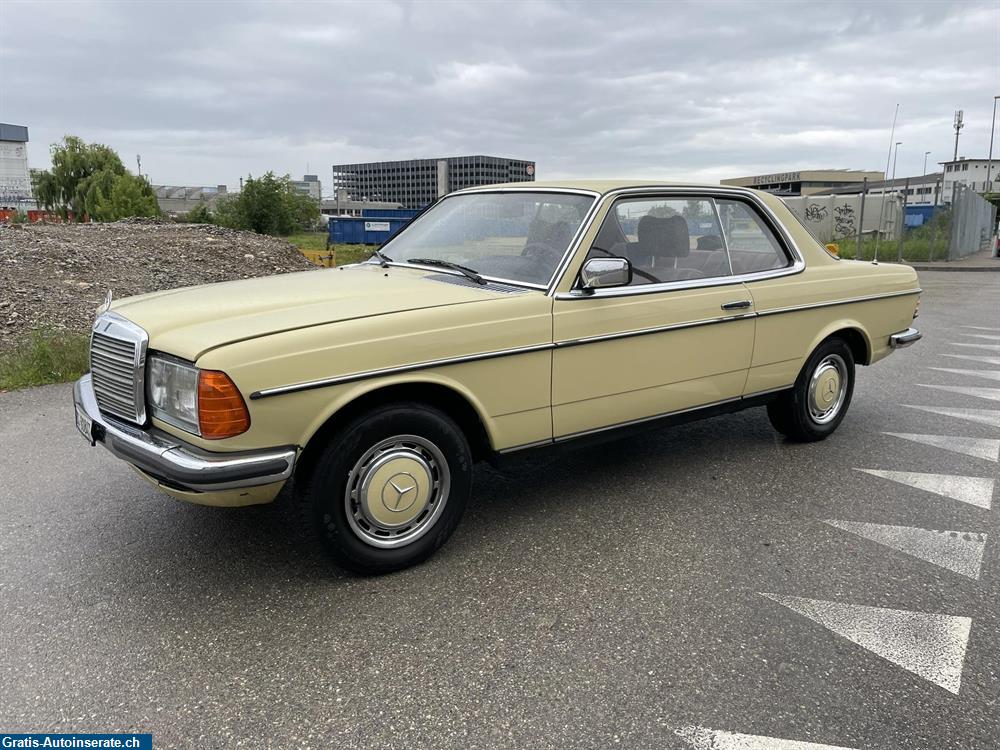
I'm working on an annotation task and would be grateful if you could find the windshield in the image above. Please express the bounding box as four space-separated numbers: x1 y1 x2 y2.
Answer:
379 191 595 286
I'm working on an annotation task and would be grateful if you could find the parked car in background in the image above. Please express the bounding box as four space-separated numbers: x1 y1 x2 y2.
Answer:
73 181 922 573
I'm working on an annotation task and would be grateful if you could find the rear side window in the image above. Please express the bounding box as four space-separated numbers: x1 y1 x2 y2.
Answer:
717 199 790 274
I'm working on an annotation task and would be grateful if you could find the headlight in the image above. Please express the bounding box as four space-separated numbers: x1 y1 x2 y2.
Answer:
147 355 251 439
148 356 200 433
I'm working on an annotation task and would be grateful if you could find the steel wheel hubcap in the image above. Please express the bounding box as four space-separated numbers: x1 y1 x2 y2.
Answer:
345 435 450 549
808 354 848 424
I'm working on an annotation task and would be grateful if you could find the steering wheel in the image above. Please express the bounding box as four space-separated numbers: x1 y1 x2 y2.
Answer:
672 268 707 280
521 242 562 265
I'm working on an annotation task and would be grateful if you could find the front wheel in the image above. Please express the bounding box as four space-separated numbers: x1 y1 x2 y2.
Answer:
767 338 855 442
298 402 472 574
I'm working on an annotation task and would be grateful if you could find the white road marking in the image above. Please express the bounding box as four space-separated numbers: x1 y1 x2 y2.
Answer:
960 334 1000 341
901 405 1000 429
917 384 1000 402
941 354 1000 366
824 520 987 579
961 326 1000 332
953 343 1000 352
673 726 857 750
882 432 1000 462
854 469 994 509
760 594 971 694
930 367 1000 383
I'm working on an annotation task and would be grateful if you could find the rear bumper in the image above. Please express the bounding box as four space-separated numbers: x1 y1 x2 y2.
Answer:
889 327 922 349
73 374 296 492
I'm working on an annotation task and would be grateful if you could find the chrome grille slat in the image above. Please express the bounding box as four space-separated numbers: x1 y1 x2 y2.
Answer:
90 314 148 424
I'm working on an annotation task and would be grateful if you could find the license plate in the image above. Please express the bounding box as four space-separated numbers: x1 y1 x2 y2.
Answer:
75 404 94 446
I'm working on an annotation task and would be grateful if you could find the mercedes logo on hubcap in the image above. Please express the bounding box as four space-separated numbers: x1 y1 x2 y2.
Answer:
381 473 418 513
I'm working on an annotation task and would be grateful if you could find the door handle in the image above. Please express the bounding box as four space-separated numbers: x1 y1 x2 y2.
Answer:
721 300 752 310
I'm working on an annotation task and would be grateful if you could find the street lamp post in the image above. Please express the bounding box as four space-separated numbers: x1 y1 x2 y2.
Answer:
923 151 931 175
987 95 1000 193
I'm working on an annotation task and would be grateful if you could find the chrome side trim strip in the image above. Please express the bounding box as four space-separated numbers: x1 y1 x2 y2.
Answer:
755 288 922 317
249 342 556 400
554 312 756 348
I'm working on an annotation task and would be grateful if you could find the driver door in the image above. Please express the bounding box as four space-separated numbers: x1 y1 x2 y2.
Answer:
551 194 755 438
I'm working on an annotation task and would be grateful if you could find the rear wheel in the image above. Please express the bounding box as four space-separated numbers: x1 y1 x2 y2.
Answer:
767 337 855 442
299 402 472 574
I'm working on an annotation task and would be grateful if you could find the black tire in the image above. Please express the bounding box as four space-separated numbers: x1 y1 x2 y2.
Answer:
298 402 472 574
767 337 855 442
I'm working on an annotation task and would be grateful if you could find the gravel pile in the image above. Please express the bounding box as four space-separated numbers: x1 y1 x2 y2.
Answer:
0 221 316 352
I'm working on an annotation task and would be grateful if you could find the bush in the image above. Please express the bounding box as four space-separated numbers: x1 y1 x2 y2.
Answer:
214 172 320 236
0 329 91 391
183 203 215 224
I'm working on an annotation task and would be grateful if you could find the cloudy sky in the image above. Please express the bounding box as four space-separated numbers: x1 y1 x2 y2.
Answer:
3 0 998 193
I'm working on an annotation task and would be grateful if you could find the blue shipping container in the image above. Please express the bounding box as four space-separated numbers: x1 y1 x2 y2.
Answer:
328 215 417 245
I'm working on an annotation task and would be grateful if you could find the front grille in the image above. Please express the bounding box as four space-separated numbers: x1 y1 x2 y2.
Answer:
90 314 147 424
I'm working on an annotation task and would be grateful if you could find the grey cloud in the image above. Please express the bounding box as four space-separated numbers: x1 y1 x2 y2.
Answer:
3 0 997 191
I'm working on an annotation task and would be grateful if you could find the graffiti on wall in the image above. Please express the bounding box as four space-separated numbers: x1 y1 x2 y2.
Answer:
833 204 856 237
804 204 828 222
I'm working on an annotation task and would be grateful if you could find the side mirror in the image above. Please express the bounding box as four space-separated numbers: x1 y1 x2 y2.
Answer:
579 256 632 290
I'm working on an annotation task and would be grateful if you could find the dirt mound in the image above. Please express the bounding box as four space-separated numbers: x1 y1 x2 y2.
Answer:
0 221 316 352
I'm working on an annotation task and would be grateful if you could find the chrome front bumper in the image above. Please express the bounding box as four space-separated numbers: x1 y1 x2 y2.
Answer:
889 327 922 349
73 374 296 492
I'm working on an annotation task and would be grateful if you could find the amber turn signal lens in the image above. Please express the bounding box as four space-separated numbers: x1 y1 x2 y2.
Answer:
198 370 250 439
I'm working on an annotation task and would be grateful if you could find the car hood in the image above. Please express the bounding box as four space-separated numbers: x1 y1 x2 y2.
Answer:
109 264 523 361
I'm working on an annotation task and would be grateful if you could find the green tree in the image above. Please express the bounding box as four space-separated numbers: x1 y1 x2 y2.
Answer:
183 203 215 224
33 136 127 220
214 172 319 235
90 172 159 221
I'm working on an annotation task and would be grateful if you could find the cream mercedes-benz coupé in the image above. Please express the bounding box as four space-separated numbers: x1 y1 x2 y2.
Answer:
74 181 921 573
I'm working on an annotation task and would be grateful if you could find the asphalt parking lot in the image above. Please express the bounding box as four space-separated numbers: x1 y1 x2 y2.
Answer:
1 270 998 749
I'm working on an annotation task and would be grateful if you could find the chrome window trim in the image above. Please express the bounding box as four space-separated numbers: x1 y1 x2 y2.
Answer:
91 311 149 425
548 185 806 298
372 187 602 292
710 198 735 276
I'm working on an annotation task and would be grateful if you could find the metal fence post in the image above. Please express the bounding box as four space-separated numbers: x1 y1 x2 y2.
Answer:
856 178 867 259
949 185 962 261
897 178 909 261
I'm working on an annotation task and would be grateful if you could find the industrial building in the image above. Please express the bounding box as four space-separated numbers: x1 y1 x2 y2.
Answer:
939 157 1000 201
291 174 322 202
331 155 536 208
153 184 229 216
321 189 404 217
814 173 944 206
721 169 885 197
0 123 32 208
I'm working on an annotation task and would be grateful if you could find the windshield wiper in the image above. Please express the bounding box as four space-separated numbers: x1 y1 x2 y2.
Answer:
407 258 487 285
370 248 392 268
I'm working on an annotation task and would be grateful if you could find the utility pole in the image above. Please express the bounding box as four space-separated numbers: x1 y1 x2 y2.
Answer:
923 151 931 175
136 154 142 177
987 96 999 192
953 110 964 162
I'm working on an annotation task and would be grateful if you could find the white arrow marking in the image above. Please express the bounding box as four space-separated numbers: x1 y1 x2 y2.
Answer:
917 384 1000 402
953 343 1000 352
824 520 987 579
901 405 1000 429
960 334 1000 341
941 354 1000 366
883 432 1000 462
674 726 857 750
930 367 1000 383
760 594 972 694
855 469 994 509
961 326 1000 332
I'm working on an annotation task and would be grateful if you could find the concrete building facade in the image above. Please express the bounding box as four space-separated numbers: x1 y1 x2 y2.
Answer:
0 123 32 207
291 174 322 202
721 169 885 197
154 185 228 216
331 155 536 208
815 173 945 206
320 189 404 218
940 158 1000 202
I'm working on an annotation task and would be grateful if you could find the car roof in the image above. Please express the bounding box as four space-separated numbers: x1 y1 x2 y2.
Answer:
454 179 744 195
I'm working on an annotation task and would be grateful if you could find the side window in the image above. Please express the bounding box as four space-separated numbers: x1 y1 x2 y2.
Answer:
716 199 790 274
587 197 731 285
